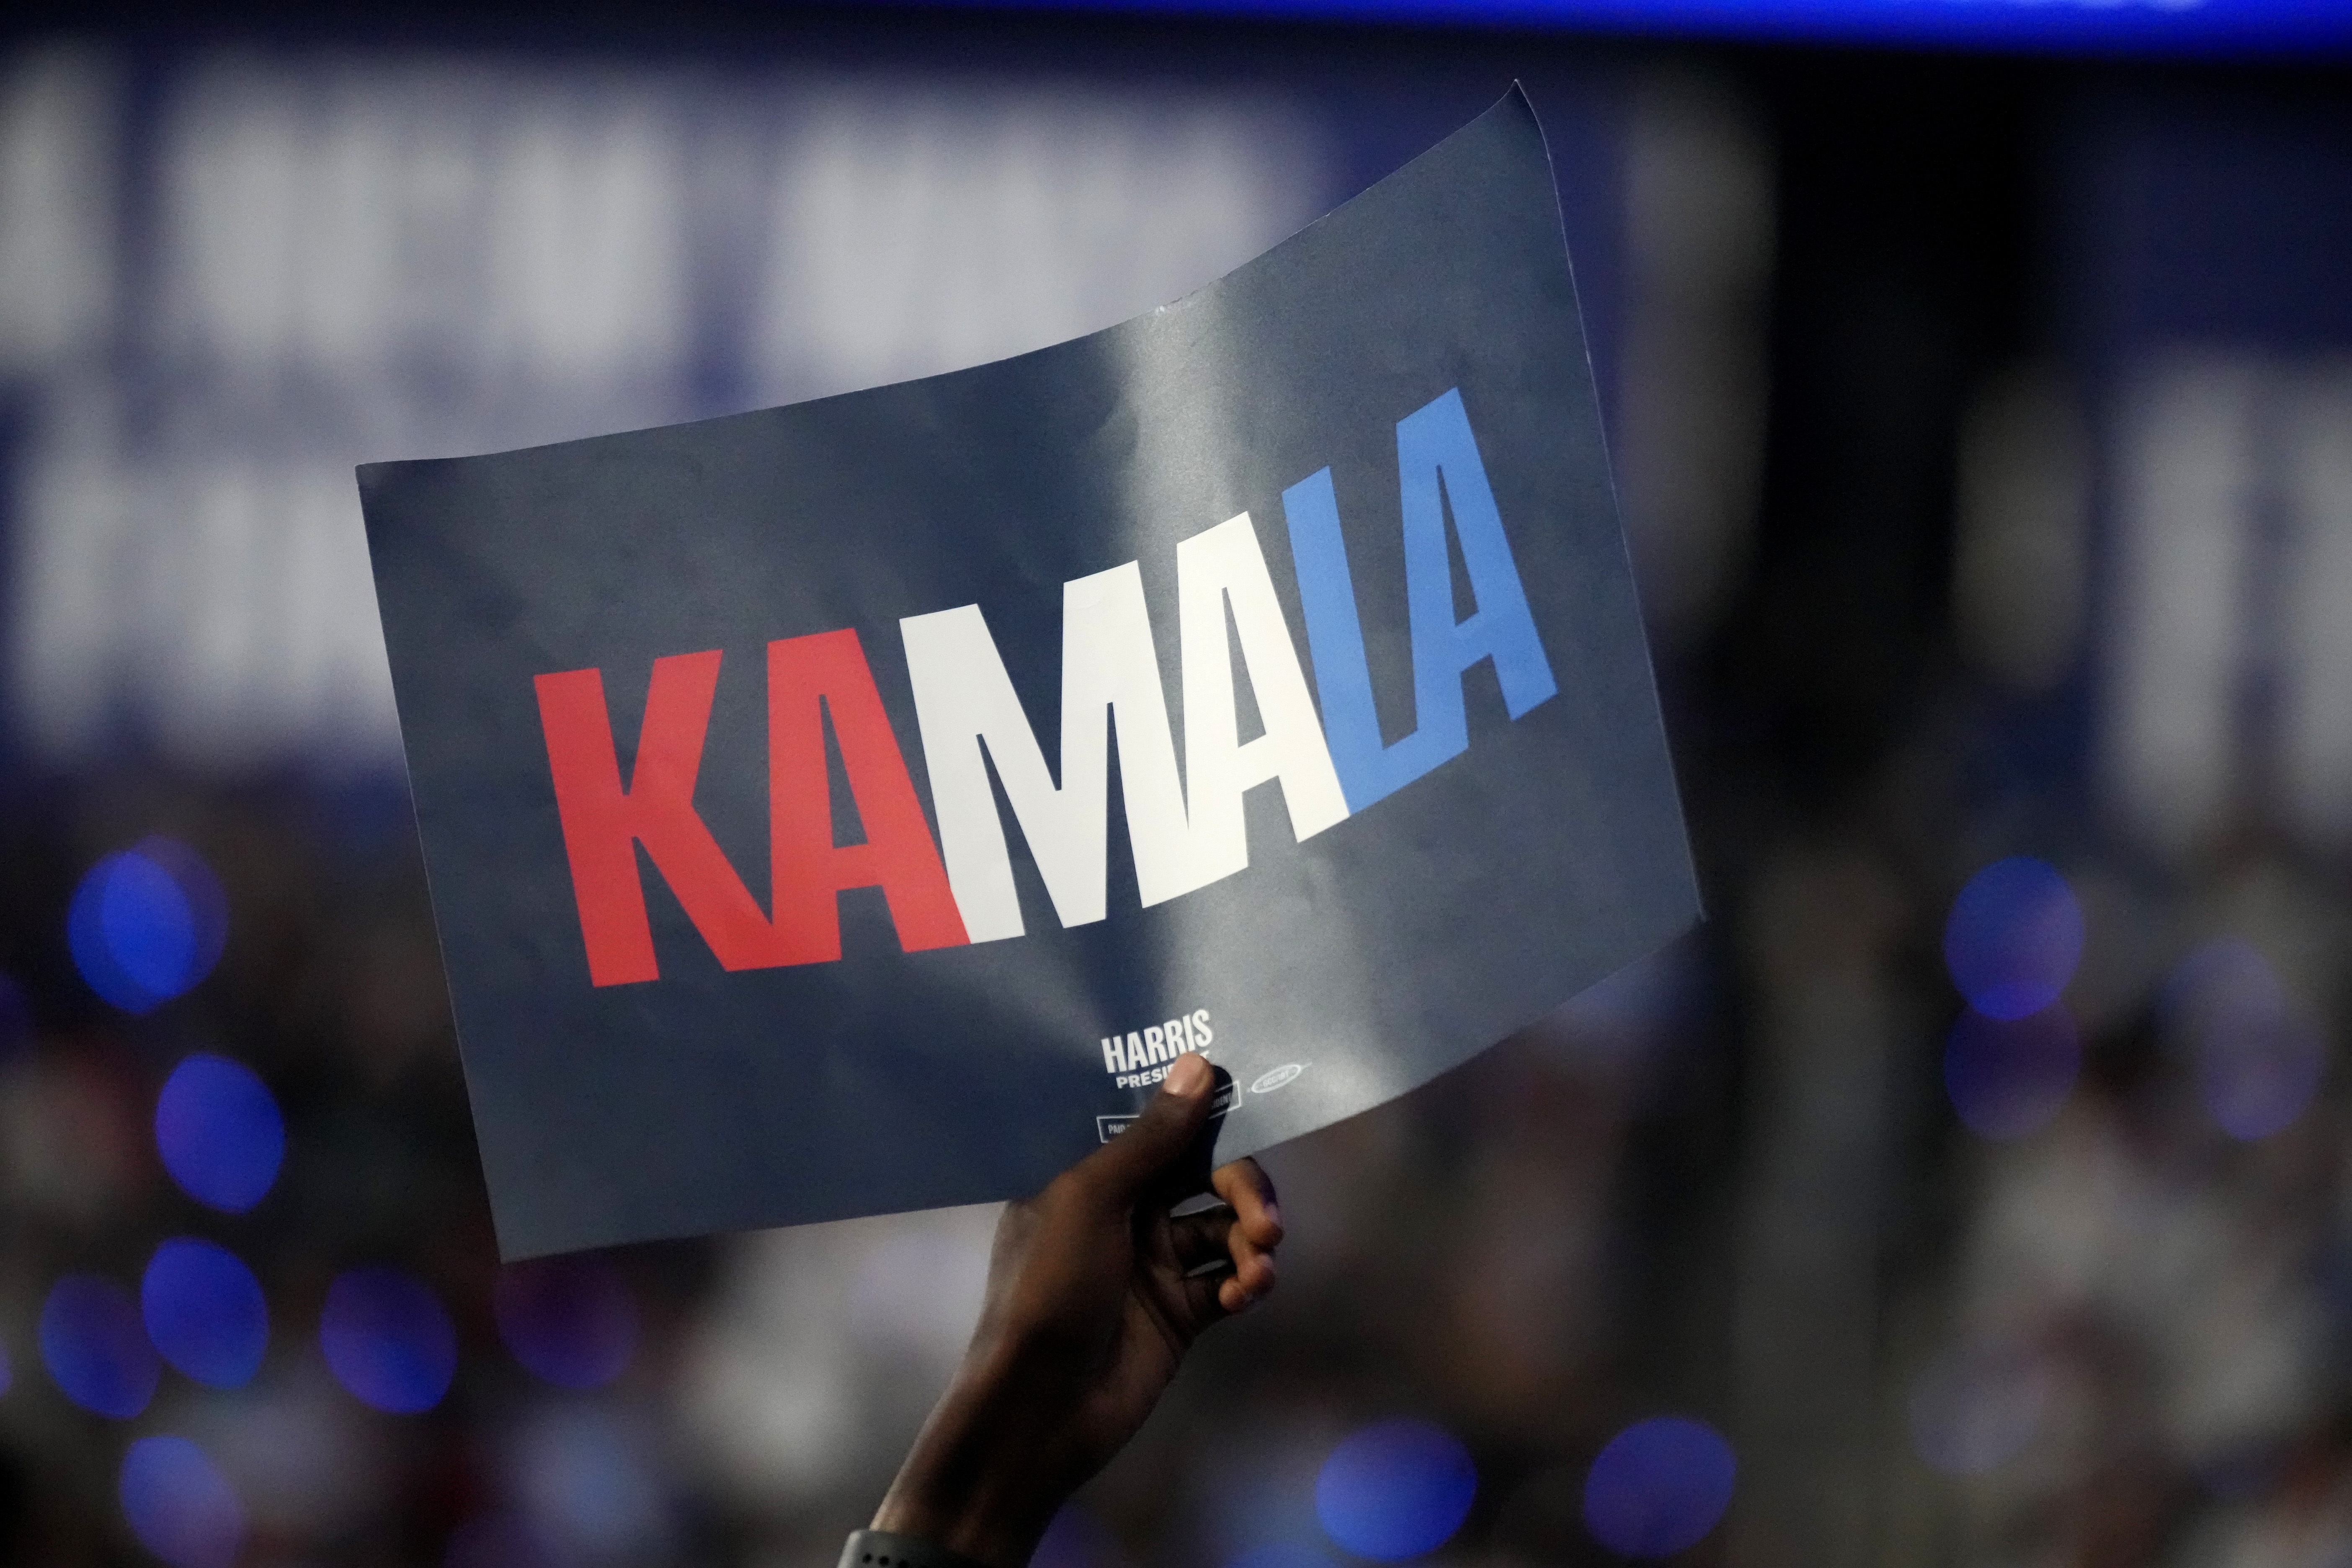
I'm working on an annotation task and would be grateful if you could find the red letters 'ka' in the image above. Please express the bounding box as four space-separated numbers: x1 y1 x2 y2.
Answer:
534 629 967 987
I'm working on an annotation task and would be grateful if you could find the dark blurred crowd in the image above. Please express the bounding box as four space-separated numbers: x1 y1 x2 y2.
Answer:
3 8 2352 1568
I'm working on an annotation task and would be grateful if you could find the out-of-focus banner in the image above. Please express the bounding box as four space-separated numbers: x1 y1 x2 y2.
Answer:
913 0 2352 58
1 49 1334 769
359 89 1697 1259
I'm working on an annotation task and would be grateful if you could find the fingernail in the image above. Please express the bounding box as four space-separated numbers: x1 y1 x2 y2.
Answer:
1166 1054 1210 1097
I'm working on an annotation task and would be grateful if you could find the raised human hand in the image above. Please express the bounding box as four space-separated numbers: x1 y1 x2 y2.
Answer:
869 1053 1283 1568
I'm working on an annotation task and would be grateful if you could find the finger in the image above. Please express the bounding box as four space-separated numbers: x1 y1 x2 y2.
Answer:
1068 1053 1216 1210
1162 1208 1274 1309
1174 1193 1274 1314
1223 1215 1277 1302
1218 1248 1277 1314
1168 1206 1236 1271
1211 1157 1283 1252
1163 1220 1275 1324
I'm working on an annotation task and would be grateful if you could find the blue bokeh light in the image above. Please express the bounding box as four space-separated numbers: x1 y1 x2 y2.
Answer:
321 1266 457 1414
40 1274 160 1418
495 1254 638 1389
67 838 226 1014
142 1238 269 1388
1945 1006 2080 1140
1907 1343 2047 1476
1315 1418 1477 1560
155 1053 285 1214
73 851 190 1009
120 1436 247 1568
0 1338 12 1396
2166 939 2326 1140
1943 858 2084 1021
1582 1416 1736 1559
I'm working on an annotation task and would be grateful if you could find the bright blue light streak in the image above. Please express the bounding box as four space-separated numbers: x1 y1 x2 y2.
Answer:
890 0 2352 59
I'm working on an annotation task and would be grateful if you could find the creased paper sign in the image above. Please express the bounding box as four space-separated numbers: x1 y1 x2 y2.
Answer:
358 87 1698 1259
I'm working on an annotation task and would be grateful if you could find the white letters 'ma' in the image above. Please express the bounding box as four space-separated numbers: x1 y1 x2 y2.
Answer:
900 513 1348 941
1174 511 1349 892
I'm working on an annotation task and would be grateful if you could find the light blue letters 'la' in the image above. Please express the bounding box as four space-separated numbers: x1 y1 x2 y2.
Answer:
1282 386 1559 812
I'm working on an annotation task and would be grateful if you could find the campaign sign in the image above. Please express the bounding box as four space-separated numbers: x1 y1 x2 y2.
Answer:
359 88 1697 1259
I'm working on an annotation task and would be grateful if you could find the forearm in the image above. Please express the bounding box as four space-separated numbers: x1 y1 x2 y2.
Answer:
848 1057 1279 1568
870 1354 1074 1568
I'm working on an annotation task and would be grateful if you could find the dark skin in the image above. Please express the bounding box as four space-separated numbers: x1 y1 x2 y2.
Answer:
872 1052 1284 1568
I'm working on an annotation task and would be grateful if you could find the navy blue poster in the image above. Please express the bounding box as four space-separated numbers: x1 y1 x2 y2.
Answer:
358 88 1698 1259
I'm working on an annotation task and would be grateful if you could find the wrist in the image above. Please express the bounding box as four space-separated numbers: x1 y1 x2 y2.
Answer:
870 1471 1057 1568
840 1529 996 1568
872 1369 1068 1568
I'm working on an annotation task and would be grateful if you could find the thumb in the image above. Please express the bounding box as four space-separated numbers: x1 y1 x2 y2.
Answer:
1075 1053 1217 1208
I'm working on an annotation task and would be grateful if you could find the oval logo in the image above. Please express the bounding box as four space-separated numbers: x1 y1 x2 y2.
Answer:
1250 1063 1306 1095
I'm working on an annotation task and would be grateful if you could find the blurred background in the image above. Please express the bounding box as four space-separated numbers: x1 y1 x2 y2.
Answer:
3 0 2351 1565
